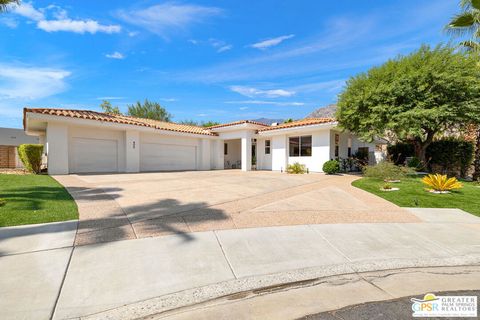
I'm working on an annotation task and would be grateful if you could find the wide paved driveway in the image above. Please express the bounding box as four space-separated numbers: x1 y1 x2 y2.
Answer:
54 170 419 245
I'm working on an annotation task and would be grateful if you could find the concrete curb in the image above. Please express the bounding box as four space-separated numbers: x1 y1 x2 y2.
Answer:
80 254 480 320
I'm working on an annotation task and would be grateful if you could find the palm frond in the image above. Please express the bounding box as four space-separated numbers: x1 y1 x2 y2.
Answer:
460 39 480 52
0 0 19 12
449 12 475 27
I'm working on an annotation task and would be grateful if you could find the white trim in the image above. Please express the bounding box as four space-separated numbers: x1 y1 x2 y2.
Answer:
25 112 219 139
258 122 337 136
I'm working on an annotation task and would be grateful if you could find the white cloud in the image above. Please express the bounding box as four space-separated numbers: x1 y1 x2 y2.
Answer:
0 17 19 28
160 98 178 102
0 64 71 100
230 85 295 98
105 52 125 59
13 2 44 21
217 44 232 53
250 34 295 50
38 19 121 34
117 3 222 38
239 106 248 110
225 100 304 106
12 2 121 34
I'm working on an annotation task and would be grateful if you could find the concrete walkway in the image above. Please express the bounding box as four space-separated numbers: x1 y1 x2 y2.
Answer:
53 171 418 246
0 208 479 320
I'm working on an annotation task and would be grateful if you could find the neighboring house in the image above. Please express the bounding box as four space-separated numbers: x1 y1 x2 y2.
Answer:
0 127 40 168
23 108 385 175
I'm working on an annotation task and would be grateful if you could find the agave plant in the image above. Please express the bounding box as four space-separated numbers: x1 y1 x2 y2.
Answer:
422 174 463 193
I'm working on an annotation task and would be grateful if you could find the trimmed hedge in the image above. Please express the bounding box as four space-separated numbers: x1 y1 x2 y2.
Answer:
18 144 43 174
387 139 474 177
323 160 340 174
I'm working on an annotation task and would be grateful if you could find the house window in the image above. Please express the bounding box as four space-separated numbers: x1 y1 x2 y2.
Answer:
265 140 271 155
335 145 339 157
289 136 312 157
224 143 228 155
347 147 352 157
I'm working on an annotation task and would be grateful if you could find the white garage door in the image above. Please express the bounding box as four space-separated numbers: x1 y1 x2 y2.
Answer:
140 143 197 171
71 138 118 173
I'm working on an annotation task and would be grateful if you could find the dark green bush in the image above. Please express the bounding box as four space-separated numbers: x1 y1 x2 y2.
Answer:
387 139 474 177
18 144 43 174
387 143 414 165
287 162 307 174
323 160 340 174
426 138 474 178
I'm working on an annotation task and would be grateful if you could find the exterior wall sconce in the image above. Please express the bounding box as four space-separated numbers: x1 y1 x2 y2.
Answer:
133 141 136 149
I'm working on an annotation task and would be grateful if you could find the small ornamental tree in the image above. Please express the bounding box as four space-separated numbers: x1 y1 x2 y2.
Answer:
337 45 480 165
18 144 43 174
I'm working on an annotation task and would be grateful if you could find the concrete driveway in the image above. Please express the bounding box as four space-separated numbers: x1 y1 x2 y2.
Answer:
54 170 419 245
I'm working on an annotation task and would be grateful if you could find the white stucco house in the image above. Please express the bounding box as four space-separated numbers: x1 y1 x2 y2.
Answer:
0 127 40 168
23 108 385 175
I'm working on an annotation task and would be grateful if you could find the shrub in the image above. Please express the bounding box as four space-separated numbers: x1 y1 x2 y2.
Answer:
422 173 463 192
18 144 43 174
387 143 414 165
287 162 307 174
363 161 407 181
323 160 340 174
407 157 425 171
426 138 474 178
0 198 6 207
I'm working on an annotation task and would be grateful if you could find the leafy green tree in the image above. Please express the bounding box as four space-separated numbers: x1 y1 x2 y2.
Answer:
201 120 220 127
337 45 480 164
100 100 121 115
180 120 220 127
283 118 294 123
446 0 480 180
0 0 19 13
127 99 172 122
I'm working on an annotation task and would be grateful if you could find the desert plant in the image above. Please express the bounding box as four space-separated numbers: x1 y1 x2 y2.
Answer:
0 198 6 207
17 144 43 174
422 174 463 192
382 183 392 190
323 160 340 174
287 162 307 174
363 161 406 181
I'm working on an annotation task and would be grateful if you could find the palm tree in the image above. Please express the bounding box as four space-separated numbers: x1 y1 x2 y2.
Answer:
447 0 480 181
0 0 19 13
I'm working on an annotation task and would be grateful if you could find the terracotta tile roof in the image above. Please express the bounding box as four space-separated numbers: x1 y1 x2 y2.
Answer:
24 108 216 136
258 118 336 132
207 120 270 129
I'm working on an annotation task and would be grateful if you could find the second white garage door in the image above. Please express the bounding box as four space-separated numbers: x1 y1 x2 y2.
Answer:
71 138 118 173
140 143 197 171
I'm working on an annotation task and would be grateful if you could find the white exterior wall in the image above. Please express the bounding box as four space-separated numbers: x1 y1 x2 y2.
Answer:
46 122 69 175
210 140 224 170
199 139 211 170
0 127 39 146
271 135 287 171
68 125 126 173
287 130 330 172
125 130 140 172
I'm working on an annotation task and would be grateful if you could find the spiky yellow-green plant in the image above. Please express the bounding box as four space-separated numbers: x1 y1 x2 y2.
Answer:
422 174 463 192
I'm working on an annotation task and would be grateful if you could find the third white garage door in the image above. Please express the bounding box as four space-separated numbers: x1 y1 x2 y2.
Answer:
140 143 197 171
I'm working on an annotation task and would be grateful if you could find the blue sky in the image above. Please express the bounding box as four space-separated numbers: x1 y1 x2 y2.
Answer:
0 0 461 128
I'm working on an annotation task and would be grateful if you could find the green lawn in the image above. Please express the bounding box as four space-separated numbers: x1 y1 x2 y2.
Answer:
352 177 480 217
0 174 78 227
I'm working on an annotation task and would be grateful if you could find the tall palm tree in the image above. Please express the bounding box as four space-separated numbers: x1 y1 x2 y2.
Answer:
447 0 480 181
0 0 19 13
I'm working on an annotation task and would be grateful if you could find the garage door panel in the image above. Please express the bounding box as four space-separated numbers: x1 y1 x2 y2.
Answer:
71 138 118 173
140 143 196 171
